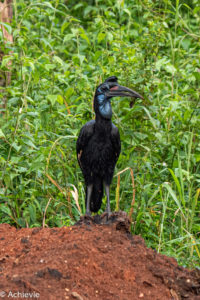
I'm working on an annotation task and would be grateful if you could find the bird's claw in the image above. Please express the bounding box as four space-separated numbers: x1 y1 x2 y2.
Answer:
101 210 112 221
85 210 91 217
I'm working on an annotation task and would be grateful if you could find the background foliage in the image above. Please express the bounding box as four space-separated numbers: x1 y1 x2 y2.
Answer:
0 0 200 267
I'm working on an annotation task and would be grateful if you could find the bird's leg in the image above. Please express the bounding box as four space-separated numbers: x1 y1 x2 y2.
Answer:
86 184 93 216
104 183 111 216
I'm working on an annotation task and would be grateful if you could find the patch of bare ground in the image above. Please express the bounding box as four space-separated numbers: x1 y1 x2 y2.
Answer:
0 211 199 300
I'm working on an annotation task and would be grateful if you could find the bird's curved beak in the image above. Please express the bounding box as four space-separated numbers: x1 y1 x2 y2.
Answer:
106 85 143 99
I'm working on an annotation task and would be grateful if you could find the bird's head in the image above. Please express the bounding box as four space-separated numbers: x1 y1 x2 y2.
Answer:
94 76 143 120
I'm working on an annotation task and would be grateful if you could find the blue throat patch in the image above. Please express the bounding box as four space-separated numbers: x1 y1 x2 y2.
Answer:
97 94 112 119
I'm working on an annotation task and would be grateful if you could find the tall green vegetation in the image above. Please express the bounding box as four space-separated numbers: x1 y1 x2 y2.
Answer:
0 0 199 267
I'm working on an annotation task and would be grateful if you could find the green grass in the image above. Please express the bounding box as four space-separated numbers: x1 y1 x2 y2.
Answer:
0 0 200 267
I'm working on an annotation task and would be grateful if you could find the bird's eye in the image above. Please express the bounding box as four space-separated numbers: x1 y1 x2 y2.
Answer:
98 84 109 94
101 83 109 92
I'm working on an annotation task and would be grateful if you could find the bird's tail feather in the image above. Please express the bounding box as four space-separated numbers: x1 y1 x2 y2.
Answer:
86 177 103 213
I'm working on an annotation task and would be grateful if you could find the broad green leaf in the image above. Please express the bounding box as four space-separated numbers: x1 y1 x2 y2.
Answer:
163 183 185 218
165 64 176 75
12 142 21 152
47 95 58 106
0 129 5 138
1 205 12 216
29 204 36 223
57 95 64 104
97 32 106 43
168 168 185 207
63 34 74 43
24 140 38 149
0 22 12 34
80 32 90 45
53 56 64 66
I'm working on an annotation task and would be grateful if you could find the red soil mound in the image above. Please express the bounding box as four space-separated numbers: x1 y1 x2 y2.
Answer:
0 212 199 300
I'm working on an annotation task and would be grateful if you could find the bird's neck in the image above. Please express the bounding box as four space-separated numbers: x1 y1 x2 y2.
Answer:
94 94 113 134
96 94 112 120
95 114 112 135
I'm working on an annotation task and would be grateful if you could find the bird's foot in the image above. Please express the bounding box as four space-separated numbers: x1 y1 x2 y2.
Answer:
79 212 93 224
101 210 112 222
84 210 94 221
85 210 91 217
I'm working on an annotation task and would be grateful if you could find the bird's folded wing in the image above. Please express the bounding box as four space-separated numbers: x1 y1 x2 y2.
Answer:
76 120 95 167
111 123 121 161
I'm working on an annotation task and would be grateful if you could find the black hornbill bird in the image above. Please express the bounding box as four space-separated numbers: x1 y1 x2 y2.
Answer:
76 76 143 216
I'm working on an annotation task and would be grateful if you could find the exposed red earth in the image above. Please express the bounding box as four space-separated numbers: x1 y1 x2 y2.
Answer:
0 212 199 300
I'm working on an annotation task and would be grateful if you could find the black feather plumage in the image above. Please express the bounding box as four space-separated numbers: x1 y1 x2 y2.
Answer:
76 76 143 215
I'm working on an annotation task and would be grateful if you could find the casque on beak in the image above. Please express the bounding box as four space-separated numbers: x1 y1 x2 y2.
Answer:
106 85 143 100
